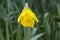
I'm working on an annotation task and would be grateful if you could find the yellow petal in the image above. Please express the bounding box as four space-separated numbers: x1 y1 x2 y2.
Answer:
23 7 39 22
17 9 26 22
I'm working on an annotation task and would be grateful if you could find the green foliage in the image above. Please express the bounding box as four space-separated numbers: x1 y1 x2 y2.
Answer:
0 0 60 40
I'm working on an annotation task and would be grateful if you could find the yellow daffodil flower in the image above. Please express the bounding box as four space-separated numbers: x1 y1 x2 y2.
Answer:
17 3 39 28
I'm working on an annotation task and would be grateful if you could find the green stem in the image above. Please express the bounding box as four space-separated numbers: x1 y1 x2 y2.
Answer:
24 27 32 40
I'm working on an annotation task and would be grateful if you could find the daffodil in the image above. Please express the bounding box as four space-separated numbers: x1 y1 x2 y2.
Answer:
17 3 39 28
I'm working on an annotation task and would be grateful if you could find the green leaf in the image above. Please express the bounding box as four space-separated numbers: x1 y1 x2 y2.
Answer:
16 24 23 40
0 28 4 40
31 33 45 40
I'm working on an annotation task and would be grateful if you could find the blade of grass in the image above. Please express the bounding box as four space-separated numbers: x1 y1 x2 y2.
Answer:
55 30 59 40
0 26 4 40
41 0 46 13
57 22 60 40
9 22 13 40
5 20 10 40
43 13 51 40
57 4 60 16
16 24 22 40
1 3 10 40
31 33 45 40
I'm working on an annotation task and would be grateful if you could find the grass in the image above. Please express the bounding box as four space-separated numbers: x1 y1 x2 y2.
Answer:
0 0 60 40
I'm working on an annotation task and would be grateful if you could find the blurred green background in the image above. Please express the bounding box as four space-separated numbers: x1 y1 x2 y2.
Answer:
0 0 60 40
